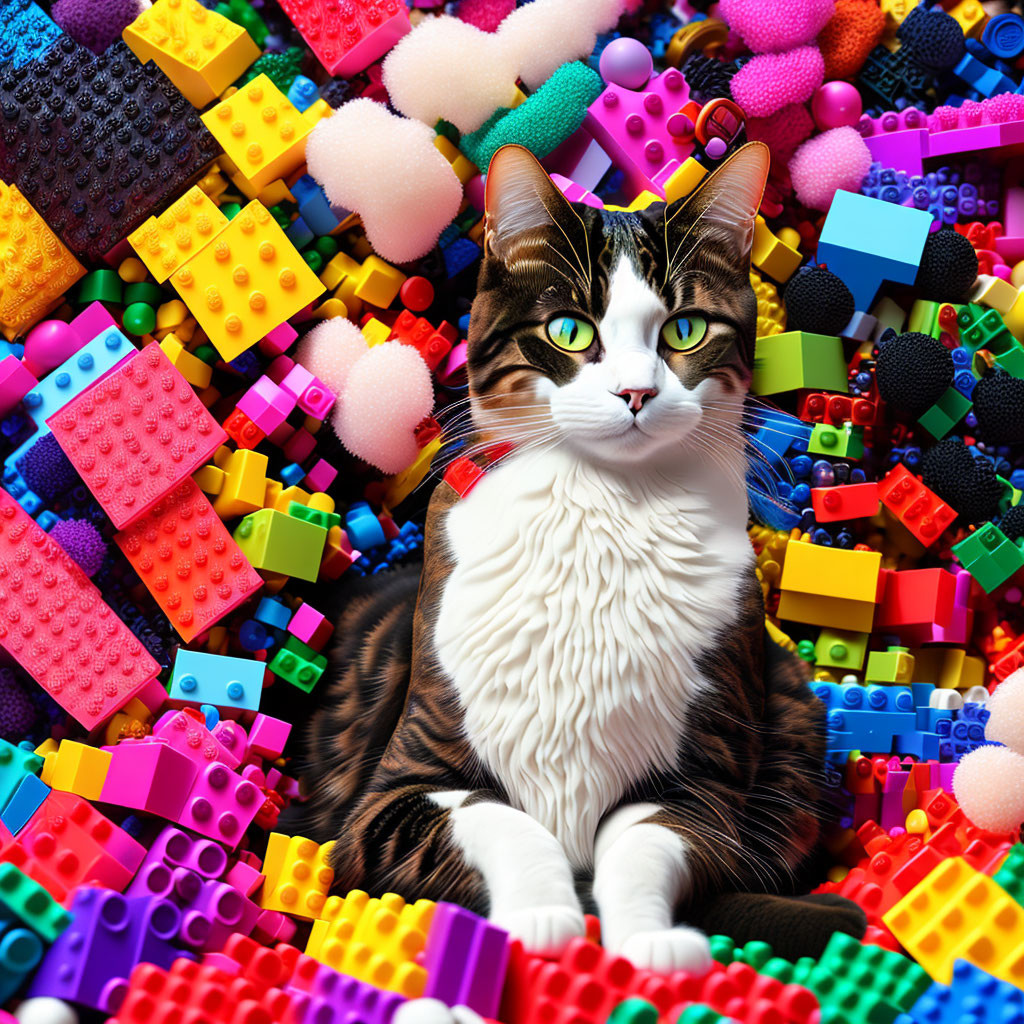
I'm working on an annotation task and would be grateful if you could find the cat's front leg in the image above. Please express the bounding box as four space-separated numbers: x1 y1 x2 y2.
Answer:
592 802 712 974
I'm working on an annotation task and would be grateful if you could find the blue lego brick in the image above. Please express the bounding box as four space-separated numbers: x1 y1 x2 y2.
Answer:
280 463 305 488
747 407 812 464
254 597 292 631
953 52 1016 97
0 740 43 813
346 501 387 551
442 237 482 278
0 774 49 836
0 919 43 1003
287 74 319 112
0 0 60 68
291 175 343 236
901 960 1024 1024
168 649 264 712
285 214 315 251
895 731 941 760
817 191 932 310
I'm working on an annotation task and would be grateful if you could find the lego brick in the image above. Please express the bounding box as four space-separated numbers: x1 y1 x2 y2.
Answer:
917 386 972 440
0 774 49 835
247 714 291 760
40 740 110 802
260 833 336 919
811 482 880 522
115 476 263 643
751 332 849 396
751 216 803 283
210 447 269 518
287 601 333 651
128 186 230 284
169 648 265 712
0 0 60 69
815 629 870 671
0 182 84 341
101 740 198 818
780 541 882 604
171 200 324 363
808 422 865 460
176 761 264 846
866 647 916 685
0 740 42 813
152 708 242 770
268 634 327 693
952 522 1024 593
234 507 327 582
123 0 260 109
879 464 956 546
904 960 1024 1024
875 568 958 641
0 863 70 944
48 344 228 529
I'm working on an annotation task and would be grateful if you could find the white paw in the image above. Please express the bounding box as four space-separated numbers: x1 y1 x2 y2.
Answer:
492 904 586 957
619 926 712 974
393 1000 484 1024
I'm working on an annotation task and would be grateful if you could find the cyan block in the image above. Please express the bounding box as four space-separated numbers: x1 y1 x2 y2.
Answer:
0 0 60 68
169 649 264 712
817 191 932 310
1 774 49 835
0 740 43 813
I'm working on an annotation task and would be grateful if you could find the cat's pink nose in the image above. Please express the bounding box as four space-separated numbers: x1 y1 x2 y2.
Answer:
616 388 657 413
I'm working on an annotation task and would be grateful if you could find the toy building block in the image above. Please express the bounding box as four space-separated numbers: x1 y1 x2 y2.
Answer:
122 0 260 109
751 332 849 396
160 335 212 389
809 422 865 460
128 186 229 285
875 568 958 641
0 182 84 341
0 863 69 943
177 761 263 846
248 714 291 760
320 251 407 311
210 447 269 518
905 960 1024 1024
0 741 42 813
306 889 435 997
234 507 327 582
778 541 883 633
268 634 328 693
279 364 336 419
879 464 956 546
152 708 242 770
39 740 110 802
48 344 228 529
0 775 49 835
287 952 409 1022
815 629 870 671
817 191 931 311
388 310 456 372
276 0 411 76
917 386 972 440
952 522 1024 592
0 0 60 69
811 482 880 522
0 488 159 730
27 888 184 1013
751 217 802 283
259 833 335 919
101 740 199 819
866 647 916 685
288 602 333 651
169 648 265 712
200 76 311 197
145 824 229 881
236 375 297 434
115 477 263 643
171 200 324 363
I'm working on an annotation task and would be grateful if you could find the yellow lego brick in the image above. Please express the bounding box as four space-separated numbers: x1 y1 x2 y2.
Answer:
776 590 877 633
880 0 913 31
171 200 324 362
34 738 58 758
605 191 662 213
780 540 882 603
361 317 392 348
201 75 311 196
663 157 708 204
129 186 228 284
909 647 985 690
751 216 801 283
307 492 335 514
260 833 336 919
0 182 85 340
884 857 1024 986
1003 289 1024 341
751 270 786 338
321 252 405 310
263 478 282 510
270 484 310 512
945 0 987 38
253 179 294 208
123 0 259 109
310 297 349 321
161 335 213 389
434 135 478 186
41 740 111 802
385 436 441 510
306 889 436 997
970 274 1018 314
302 99 332 128
212 448 268 518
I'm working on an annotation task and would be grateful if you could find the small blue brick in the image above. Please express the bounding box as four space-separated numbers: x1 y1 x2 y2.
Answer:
255 597 292 631
280 462 305 487
169 649 264 712
287 75 319 112
0 740 42 812
1 775 49 835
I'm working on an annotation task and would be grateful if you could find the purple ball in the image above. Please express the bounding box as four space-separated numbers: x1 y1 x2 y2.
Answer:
51 0 141 54
0 668 36 741
599 37 654 90
50 518 108 578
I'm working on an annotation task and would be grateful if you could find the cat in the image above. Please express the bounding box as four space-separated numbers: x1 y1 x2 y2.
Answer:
303 142 863 972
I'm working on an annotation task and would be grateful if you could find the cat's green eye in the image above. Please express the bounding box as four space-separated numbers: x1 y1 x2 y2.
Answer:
546 316 595 352
661 315 708 352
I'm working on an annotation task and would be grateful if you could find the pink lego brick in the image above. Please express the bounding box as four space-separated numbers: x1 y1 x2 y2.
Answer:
925 568 974 645
862 130 928 177
69 301 117 345
259 321 299 358
0 488 160 730
543 128 613 192
178 762 264 847
47 343 228 529
237 376 297 434
283 427 316 463
101 739 199 819
303 458 337 493
212 720 250 764
277 0 411 76
583 67 694 199
1004 185 1024 237
268 422 296 448
153 708 242 770
286 601 334 651
248 713 292 760
266 354 294 384
251 908 296 945
551 173 604 209
225 857 265 898
435 342 468 388
0 356 36 415
281 364 336 419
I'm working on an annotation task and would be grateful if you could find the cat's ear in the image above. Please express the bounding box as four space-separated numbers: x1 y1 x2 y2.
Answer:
484 144 581 262
670 141 770 260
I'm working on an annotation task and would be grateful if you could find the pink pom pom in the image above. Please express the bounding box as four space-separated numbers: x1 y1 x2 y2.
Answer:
293 319 369 395
747 103 815 165
954 744 1024 833
788 125 872 211
986 668 1024 754
306 100 463 264
332 344 434 475
718 0 835 53
457 0 515 31
730 46 825 119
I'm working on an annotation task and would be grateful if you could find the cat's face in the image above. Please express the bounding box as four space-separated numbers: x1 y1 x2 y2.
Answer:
467 143 770 469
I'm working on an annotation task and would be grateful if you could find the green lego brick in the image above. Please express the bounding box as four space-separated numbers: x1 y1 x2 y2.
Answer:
952 522 1024 593
708 934 737 963
865 646 915 684
751 332 849 396
908 299 941 338
995 343 1024 378
917 386 972 439
234 507 327 582
997 477 1021 516
815 628 869 671
958 304 1015 354
676 1008 729 1024
993 843 1024 904
288 501 341 531
809 422 865 459
608 999 658 1024
0 862 71 942
269 634 327 693
0 739 43 811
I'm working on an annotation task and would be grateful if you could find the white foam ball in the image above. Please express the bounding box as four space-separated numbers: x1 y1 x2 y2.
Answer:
293 318 369 395
986 668 1024 753
16 999 79 1024
953 745 1024 833
306 101 463 264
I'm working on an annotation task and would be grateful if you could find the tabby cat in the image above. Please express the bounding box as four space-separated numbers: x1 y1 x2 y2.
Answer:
304 142 863 972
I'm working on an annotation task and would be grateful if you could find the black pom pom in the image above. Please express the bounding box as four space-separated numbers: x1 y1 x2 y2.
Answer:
897 7 966 70
921 437 1002 524
972 369 1024 444
1001 504 1024 542
681 54 737 103
783 267 856 336
874 331 954 417
914 229 978 302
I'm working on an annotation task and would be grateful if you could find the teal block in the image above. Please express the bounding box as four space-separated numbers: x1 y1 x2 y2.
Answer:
0 774 49 835
0 740 42 813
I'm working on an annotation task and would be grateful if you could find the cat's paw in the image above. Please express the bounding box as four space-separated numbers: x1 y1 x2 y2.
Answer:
492 904 586 957
619 925 712 974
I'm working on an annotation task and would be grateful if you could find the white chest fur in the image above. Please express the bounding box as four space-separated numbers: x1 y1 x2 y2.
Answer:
433 447 754 868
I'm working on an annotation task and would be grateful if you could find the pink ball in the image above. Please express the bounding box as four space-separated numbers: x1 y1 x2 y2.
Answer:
718 0 835 53
811 81 863 130
23 320 83 378
788 125 873 211
599 37 653 89
730 45 825 120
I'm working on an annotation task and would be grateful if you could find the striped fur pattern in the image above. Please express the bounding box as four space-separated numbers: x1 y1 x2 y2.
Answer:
304 144 853 968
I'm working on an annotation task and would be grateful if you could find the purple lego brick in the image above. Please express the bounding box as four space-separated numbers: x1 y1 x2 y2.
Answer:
421 901 509 1018
287 958 405 1024
137 825 229 883
862 130 929 177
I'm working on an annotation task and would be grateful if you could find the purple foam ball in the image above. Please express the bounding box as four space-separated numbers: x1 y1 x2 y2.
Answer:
0 668 36 741
599 37 654 90
51 0 141 54
50 518 108 578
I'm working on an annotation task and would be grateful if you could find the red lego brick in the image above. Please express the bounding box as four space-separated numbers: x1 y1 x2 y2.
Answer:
0 488 159 730
875 567 957 637
115 477 263 644
388 310 457 371
276 0 411 76
797 390 879 427
48 344 228 530
224 408 266 450
878 464 956 546
444 457 484 498
811 481 880 522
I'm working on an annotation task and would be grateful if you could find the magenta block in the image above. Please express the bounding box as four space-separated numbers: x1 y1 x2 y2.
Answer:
286 958 405 1024
151 823 229 879
260 321 299 357
247 713 292 760
1005 185 1024 237
267 422 296 448
212 720 249 764
225 857 264 898
252 908 296 945
927 568 974 644
177 762 263 847
280 364 337 419
283 427 316 463
237 375 297 434
153 709 242 770
287 602 333 651
862 130 928 176
101 739 198 819
303 458 337 493
266 354 295 384
0 356 36 415
69 301 117 346
551 172 604 208
543 128 612 191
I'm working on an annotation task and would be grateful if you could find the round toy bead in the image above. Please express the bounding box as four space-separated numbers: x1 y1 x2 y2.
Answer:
122 302 157 336
23 320 82 378
400 276 435 312
599 37 653 90
811 81 863 130
118 257 148 283
15 998 79 1024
